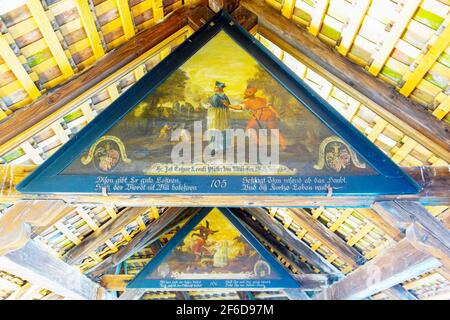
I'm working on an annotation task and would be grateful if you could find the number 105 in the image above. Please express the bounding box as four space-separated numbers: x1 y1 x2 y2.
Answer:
210 179 227 189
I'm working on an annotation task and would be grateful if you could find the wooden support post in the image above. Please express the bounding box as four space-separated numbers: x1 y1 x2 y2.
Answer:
240 0 450 162
314 239 440 300
0 240 101 300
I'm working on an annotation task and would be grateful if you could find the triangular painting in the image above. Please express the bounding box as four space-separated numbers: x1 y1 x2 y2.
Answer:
17 11 420 195
127 207 299 289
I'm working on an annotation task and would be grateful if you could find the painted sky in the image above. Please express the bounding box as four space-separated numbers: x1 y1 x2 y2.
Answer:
180 31 259 102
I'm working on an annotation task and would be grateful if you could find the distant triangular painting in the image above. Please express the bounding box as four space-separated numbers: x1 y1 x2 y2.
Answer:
17 11 420 195
127 208 299 289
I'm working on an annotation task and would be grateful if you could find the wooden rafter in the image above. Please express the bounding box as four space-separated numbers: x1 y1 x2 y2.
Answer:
372 201 450 271
336 0 371 56
314 238 440 300
87 207 195 277
367 0 422 76
400 16 450 97
239 208 341 274
1 165 448 206
240 0 450 162
287 208 366 268
0 6 190 156
0 35 41 100
26 0 75 80
74 0 105 60
0 239 102 300
116 0 136 40
63 207 150 264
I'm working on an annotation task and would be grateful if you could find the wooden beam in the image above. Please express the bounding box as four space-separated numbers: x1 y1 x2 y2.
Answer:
288 208 366 268
0 240 101 300
314 239 440 300
371 201 450 240
368 0 421 76
240 208 341 274
240 0 450 162
188 5 215 30
208 0 240 13
26 0 75 79
101 273 336 291
1 166 448 207
372 201 450 271
0 6 190 155
63 207 150 264
74 0 105 60
0 200 73 255
88 207 195 277
383 284 418 300
356 208 404 241
231 5 257 31
400 17 450 96
116 0 136 40
234 207 318 274
308 0 329 36
336 0 370 56
0 35 41 100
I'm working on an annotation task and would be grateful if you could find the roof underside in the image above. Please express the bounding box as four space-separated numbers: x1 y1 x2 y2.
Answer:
0 0 448 300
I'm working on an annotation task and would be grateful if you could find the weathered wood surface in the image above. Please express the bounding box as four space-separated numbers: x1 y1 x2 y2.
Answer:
288 208 366 268
63 207 151 264
88 207 197 277
0 240 101 300
239 208 341 274
356 208 404 241
231 6 258 31
372 200 450 271
0 200 73 256
2 166 448 206
241 0 450 162
313 239 440 300
0 6 190 155
188 5 215 30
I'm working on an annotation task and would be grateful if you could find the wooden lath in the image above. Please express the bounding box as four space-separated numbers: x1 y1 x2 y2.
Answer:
264 0 450 122
242 0 450 163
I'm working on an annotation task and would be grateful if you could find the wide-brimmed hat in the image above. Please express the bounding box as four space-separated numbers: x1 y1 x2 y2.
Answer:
215 81 226 89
